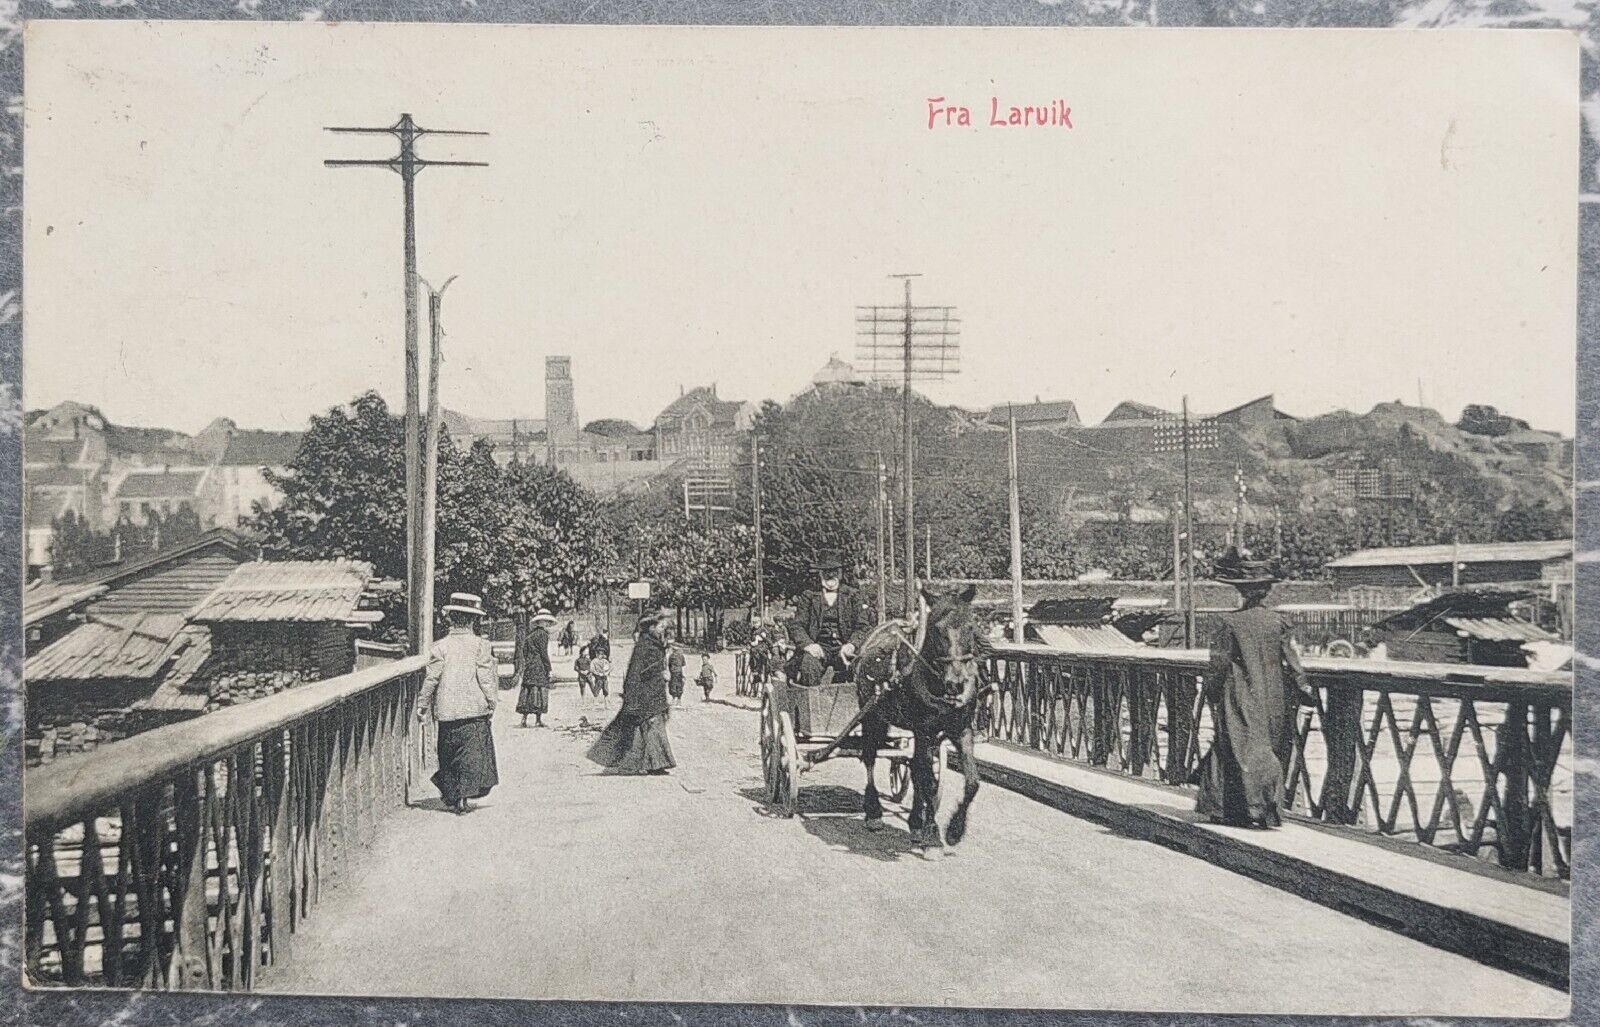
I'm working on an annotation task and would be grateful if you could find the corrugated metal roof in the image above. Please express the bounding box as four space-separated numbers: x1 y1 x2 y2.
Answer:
1033 624 1140 652
1326 540 1572 569
115 469 207 499
27 613 191 682
189 559 375 623
1441 616 1558 643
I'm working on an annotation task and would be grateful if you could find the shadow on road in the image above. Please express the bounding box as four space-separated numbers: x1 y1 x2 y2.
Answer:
736 784 923 861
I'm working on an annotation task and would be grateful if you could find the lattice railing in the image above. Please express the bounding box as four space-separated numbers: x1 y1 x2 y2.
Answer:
24 656 431 990
979 643 1572 878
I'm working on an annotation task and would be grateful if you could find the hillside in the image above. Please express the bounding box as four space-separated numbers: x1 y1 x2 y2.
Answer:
740 387 1571 581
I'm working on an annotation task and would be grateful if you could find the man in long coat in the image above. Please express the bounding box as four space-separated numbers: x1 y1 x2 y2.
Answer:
1195 549 1310 828
787 550 876 687
416 592 500 814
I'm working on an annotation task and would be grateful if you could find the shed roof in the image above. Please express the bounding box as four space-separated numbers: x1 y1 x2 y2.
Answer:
27 613 191 682
1031 623 1141 652
1326 540 1572 569
131 626 214 712
189 559 375 623
1441 616 1557 643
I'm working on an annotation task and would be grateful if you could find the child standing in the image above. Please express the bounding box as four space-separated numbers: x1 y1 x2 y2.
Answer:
696 654 717 701
574 644 592 699
667 645 686 705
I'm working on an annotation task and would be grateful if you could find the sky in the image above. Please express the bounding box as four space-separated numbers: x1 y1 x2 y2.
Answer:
22 22 1579 435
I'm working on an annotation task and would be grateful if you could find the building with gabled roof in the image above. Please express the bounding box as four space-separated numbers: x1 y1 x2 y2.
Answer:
985 399 1081 430
111 466 219 525
1210 394 1297 425
654 384 756 467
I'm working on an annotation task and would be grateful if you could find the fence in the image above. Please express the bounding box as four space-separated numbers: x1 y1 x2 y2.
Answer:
24 656 432 990
980 642 1572 878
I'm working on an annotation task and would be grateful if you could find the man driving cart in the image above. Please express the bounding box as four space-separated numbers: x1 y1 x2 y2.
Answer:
787 550 876 687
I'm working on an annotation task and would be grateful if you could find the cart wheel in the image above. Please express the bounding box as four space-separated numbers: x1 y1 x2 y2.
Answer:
887 758 911 804
775 712 800 817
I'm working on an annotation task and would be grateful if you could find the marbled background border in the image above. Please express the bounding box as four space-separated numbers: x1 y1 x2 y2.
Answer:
0 3 1592 1024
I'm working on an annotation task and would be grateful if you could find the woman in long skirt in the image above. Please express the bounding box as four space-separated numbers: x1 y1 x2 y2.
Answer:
1195 549 1309 829
416 593 501 814
517 608 556 727
587 609 675 775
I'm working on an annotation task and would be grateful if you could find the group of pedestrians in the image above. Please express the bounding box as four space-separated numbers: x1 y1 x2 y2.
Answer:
414 598 733 810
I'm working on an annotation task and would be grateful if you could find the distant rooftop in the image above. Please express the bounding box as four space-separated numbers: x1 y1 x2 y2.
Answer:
219 430 302 468
115 469 208 499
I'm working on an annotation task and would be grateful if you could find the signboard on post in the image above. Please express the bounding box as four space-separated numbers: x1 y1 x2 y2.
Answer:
627 581 651 601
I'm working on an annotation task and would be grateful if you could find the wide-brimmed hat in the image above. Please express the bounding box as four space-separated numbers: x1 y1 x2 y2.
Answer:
812 550 845 574
637 608 670 629
442 592 487 617
1212 547 1279 587
531 608 556 625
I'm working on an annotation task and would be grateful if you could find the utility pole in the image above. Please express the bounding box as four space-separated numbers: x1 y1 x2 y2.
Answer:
1007 408 1026 643
875 451 888 623
417 273 458 651
1153 396 1217 648
924 525 932 582
887 497 897 597
1172 500 1184 632
324 114 486 654
857 274 959 618
898 275 916 616
1232 464 1248 552
752 436 765 623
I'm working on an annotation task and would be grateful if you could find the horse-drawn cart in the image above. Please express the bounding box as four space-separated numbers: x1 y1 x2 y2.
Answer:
759 676 928 816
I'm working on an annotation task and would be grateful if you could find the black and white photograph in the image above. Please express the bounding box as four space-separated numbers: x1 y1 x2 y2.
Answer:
15 19 1582 1018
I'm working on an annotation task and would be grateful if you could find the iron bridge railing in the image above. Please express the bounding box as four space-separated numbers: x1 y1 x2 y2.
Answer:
24 656 432 990
980 642 1571 879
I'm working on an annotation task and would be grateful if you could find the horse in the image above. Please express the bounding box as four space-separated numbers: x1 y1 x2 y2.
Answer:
856 582 984 852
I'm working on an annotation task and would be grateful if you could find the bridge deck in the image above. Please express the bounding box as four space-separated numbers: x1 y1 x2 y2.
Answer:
260 648 1567 1016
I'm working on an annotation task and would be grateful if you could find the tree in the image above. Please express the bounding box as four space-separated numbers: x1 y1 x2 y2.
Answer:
1495 501 1570 542
250 391 615 639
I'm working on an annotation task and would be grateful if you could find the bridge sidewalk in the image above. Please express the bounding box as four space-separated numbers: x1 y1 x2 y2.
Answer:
971 740 1569 990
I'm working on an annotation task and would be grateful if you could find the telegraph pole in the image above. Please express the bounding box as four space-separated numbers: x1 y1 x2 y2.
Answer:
1171 499 1184 631
752 436 765 622
325 114 486 654
857 274 959 617
875 451 888 623
924 525 932 582
417 273 458 651
1007 408 1026 643
1153 396 1217 648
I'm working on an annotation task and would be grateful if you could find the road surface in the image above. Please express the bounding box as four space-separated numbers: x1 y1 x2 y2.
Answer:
262 645 1567 1016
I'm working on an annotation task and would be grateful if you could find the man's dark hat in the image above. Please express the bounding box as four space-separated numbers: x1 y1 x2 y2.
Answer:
1213 546 1279 587
812 549 845 573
